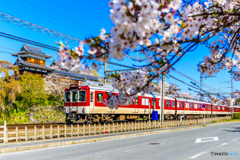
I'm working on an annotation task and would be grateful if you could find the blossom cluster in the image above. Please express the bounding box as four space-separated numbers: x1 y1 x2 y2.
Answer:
222 97 236 107
208 95 219 105
105 68 156 108
57 0 240 109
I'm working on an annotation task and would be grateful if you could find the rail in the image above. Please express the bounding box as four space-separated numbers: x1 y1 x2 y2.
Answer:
0 116 231 144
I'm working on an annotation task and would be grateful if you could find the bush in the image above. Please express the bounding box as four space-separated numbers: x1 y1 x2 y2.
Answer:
233 113 240 119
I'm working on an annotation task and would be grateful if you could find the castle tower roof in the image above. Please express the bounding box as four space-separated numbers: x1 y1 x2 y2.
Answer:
12 43 52 60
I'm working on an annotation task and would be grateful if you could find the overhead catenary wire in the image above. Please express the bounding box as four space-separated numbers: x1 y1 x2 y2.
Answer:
168 74 232 95
4 0 99 34
20 0 101 31
41 0 107 26
171 67 227 93
0 11 137 62
0 1 234 90
0 31 135 69
0 3 96 37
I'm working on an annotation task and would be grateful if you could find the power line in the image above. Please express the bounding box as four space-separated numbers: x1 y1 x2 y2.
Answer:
0 31 135 69
41 0 107 26
167 74 230 96
0 31 59 51
170 67 228 93
176 61 227 82
4 0 98 34
0 6 92 40
0 12 139 62
21 0 101 31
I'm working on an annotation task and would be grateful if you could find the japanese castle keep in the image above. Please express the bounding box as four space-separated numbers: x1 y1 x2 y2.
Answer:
12 43 99 82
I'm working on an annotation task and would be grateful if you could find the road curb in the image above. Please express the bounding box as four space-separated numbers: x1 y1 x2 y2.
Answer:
0 121 239 154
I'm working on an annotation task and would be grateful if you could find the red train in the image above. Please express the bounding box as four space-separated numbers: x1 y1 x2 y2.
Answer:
64 82 240 123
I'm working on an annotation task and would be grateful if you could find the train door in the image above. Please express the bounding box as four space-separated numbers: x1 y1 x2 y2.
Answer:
90 91 95 112
152 98 156 111
133 97 139 113
211 105 213 116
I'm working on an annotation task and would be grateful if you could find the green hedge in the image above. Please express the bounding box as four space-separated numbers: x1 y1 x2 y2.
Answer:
233 113 240 119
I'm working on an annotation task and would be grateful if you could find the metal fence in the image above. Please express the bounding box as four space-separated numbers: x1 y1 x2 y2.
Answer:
0 116 231 144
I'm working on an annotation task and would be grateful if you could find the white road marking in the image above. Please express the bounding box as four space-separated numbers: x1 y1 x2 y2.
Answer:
195 137 219 143
233 138 239 141
217 143 228 147
190 152 206 159
125 150 131 152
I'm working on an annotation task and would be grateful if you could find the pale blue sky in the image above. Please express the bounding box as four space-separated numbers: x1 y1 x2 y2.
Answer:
0 0 238 94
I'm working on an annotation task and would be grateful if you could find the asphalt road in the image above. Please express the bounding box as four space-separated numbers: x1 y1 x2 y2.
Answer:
0 123 239 160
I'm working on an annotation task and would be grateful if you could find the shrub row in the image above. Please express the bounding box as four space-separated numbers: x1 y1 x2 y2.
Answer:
233 113 240 119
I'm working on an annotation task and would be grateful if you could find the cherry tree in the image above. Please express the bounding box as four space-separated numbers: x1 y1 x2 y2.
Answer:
57 0 240 109
44 73 71 102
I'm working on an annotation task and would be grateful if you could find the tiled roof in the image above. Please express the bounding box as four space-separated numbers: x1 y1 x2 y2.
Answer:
17 56 55 71
12 43 52 59
54 69 99 81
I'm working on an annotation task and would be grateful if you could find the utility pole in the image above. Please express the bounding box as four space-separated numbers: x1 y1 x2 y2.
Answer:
231 73 234 119
161 73 165 123
231 74 234 98
200 74 203 100
200 74 203 90
104 63 107 84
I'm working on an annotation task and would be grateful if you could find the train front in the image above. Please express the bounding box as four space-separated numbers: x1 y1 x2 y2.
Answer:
64 84 90 122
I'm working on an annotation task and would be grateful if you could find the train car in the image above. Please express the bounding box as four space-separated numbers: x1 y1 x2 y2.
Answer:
64 82 236 123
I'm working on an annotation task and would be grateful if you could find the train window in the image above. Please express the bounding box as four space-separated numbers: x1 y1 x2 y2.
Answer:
65 92 70 102
133 98 138 105
191 103 193 109
177 102 180 108
79 91 86 102
142 98 149 105
72 91 78 102
222 107 224 110
213 106 215 110
90 92 94 102
199 104 201 109
152 99 156 107
181 102 184 108
172 101 175 107
185 103 189 108
194 104 197 109
218 107 220 110
167 100 171 107
97 93 103 103
209 105 211 109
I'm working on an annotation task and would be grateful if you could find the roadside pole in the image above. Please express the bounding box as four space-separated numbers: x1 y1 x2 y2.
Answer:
204 108 205 125
149 103 150 123
161 74 165 124
104 63 107 84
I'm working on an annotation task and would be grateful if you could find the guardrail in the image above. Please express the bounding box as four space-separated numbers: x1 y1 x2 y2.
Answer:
0 116 231 144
